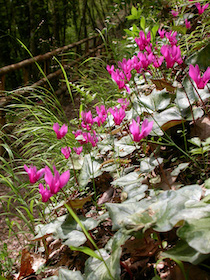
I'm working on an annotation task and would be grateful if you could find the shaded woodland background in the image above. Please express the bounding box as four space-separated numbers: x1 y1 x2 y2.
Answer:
0 1 128 86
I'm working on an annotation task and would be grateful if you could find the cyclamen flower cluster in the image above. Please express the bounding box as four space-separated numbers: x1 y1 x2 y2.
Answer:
73 101 129 146
73 130 99 147
94 105 107 126
172 2 209 16
73 106 107 147
53 123 83 158
80 106 107 131
161 45 183 69
107 28 184 91
24 164 70 202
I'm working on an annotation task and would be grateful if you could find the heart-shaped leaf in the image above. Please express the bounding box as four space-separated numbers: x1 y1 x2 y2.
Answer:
162 240 209 265
46 268 84 280
78 154 103 187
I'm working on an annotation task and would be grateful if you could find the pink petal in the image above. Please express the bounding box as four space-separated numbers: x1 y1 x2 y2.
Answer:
53 123 60 133
59 170 70 189
44 166 53 186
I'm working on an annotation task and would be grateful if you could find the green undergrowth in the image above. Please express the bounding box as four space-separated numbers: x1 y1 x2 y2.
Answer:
0 0 210 279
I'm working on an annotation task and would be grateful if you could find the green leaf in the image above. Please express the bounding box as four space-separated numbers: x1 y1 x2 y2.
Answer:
204 178 210 189
65 204 100 254
185 107 204 121
111 171 141 187
140 16 146 30
46 268 84 280
106 198 155 231
126 6 142 20
129 209 156 232
114 135 137 157
186 43 210 69
131 6 138 16
189 137 201 147
34 215 67 241
139 88 171 112
172 25 187 35
97 136 113 155
132 24 140 34
70 246 103 260
124 29 135 36
35 213 101 248
151 24 159 40
57 214 100 247
78 154 103 187
123 184 148 202
139 157 163 173
171 163 189 176
112 185 202 233
162 240 209 265
85 230 129 280
176 78 210 110
68 154 84 170
177 216 210 254
151 106 183 136
151 185 202 232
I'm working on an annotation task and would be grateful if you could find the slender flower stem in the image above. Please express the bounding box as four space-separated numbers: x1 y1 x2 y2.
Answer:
69 153 79 187
187 74 210 119
89 150 97 202
63 138 79 186
150 146 172 189
125 123 142 159
180 81 195 124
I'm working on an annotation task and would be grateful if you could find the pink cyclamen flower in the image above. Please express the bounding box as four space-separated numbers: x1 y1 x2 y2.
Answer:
131 55 142 73
165 31 177 46
61 147 71 159
129 118 154 142
108 107 126 125
81 110 94 130
73 130 98 147
135 31 151 51
73 146 83 155
24 164 45 184
171 10 179 17
86 131 99 147
185 19 191 29
106 65 114 75
195 3 209 15
53 123 68 139
153 56 164 68
138 52 154 70
158 28 165 38
118 98 130 110
44 166 70 194
189 64 210 89
118 58 132 81
161 44 183 68
39 183 52 202
111 69 126 89
93 105 107 126
73 130 87 145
